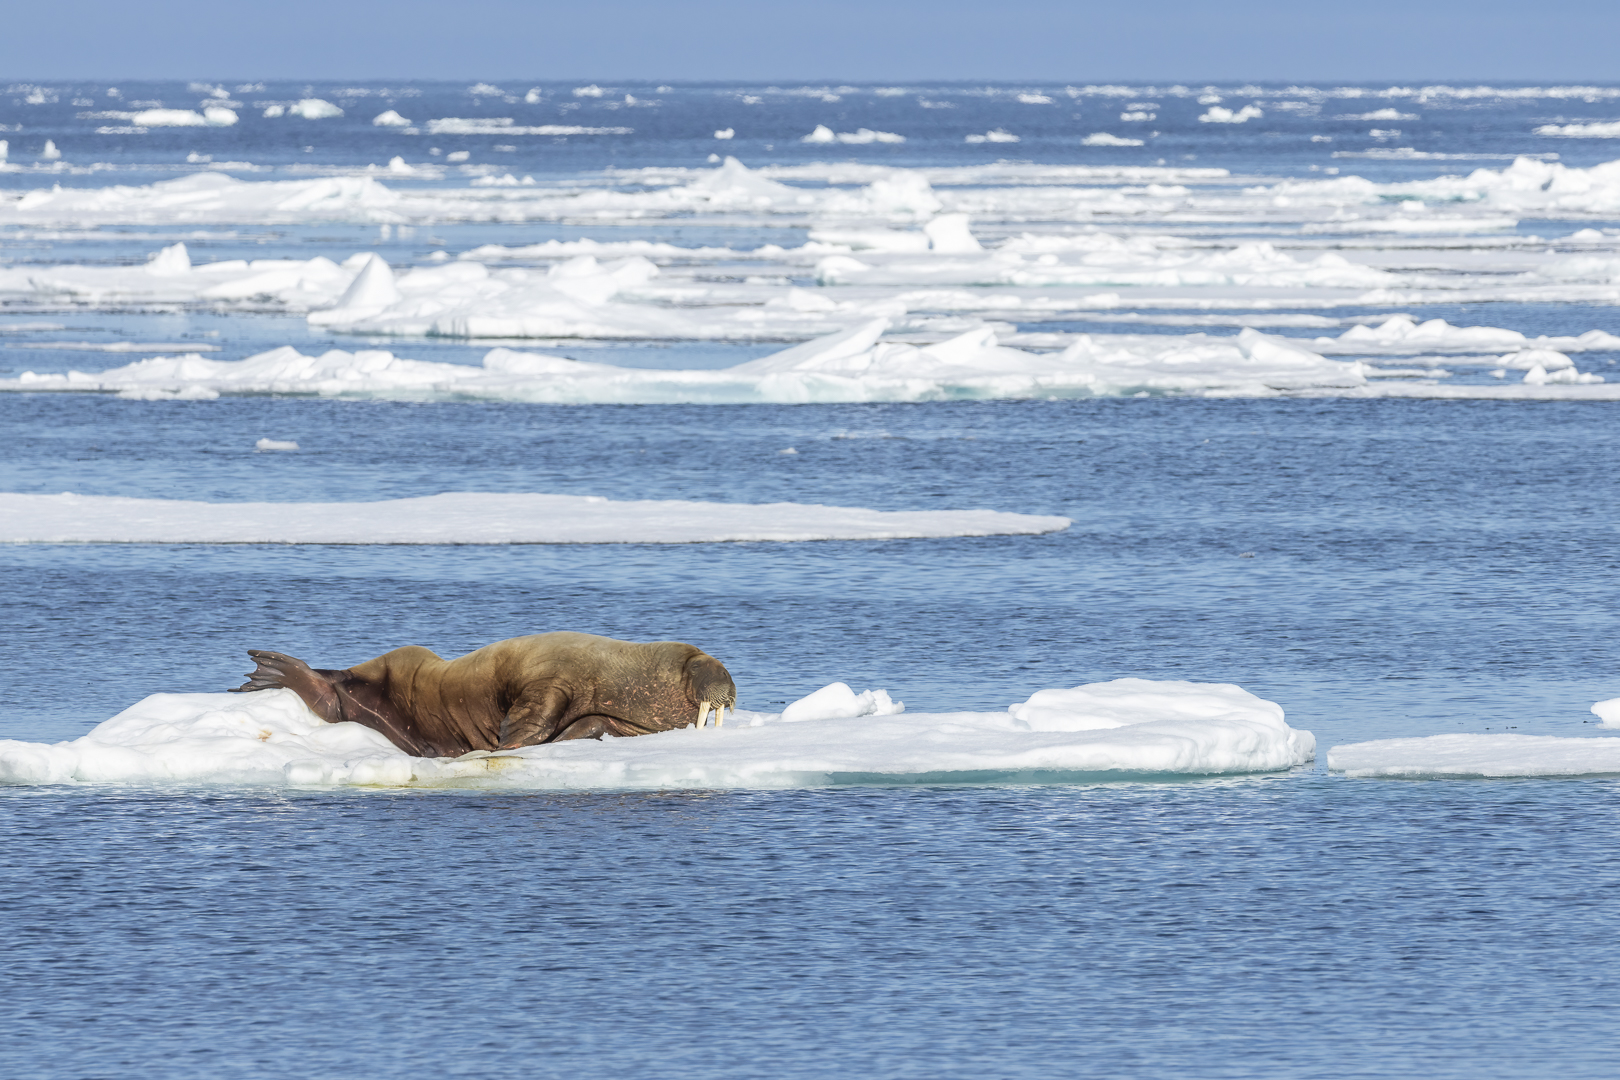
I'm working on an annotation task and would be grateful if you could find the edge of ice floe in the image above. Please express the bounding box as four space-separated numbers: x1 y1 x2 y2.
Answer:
0 680 1317 790
1328 730 1620 778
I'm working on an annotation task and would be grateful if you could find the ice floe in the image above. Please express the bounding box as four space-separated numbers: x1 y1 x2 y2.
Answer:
6 157 1620 234
0 321 1372 401
0 491 1071 545
5 317 1614 402
802 125 905 144
1535 121 1620 138
1307 314 1620 355
287 99 343 119
0 679 1315 789
1199 105 1263 123
1329 734 1620 778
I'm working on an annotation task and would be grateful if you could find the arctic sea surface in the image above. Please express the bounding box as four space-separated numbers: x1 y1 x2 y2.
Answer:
5 80 1620 1078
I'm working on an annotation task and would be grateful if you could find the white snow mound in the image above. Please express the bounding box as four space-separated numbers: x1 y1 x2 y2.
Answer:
0 679 1315 789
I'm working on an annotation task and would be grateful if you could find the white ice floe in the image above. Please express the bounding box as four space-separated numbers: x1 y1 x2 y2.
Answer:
1199 105 1263 123
0 321 1372 401
287 99 343 119
1308 314 1620 356
1081 133 1144 146
372 110 412 127
6 157 1620 235
0 679 1314 789
1590 698 1620 728
1535 121 1620 138
1329 734 1620 778
802 125 905 144
0 491 1070 545
110 108 237 127
964 130 1019 144
424 118 633 136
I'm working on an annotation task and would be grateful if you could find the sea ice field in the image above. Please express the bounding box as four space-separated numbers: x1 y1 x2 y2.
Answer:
5 80 1620 1079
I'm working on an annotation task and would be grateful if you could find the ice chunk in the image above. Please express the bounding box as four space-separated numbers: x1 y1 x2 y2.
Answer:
1081 133 1144 146
145 242 191 276
289 99 343 119
1199 105 1263 123
203 107 237 126
923 213 981 253
781 683 904 723
0 491 1071 545
0 678 1313 789
254 438 299 451
965 130 1019 143
801 125 905 144
714 128 734 139
130 109 207 127
373 110 412 127
1591 698 1620 728
1535 122 1620 138
40 140 61 160
306 253 401 323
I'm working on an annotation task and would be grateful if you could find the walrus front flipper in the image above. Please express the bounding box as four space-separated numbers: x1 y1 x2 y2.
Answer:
230 649 343 724
498 685 572 749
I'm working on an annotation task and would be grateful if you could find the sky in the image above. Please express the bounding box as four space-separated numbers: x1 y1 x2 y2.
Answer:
5 0 1618 82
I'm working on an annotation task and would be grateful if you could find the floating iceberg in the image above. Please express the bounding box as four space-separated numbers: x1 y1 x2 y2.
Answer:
0 679 1315 789
1329 734 1620 778
0 491 1071 545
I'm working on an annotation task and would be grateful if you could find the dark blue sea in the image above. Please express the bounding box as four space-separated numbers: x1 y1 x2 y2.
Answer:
3 81 1620 1078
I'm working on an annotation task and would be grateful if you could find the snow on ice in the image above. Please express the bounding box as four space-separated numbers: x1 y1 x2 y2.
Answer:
0 679 1315 789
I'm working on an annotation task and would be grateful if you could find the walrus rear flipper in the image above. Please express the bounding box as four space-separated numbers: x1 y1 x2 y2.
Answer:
230 649 344 725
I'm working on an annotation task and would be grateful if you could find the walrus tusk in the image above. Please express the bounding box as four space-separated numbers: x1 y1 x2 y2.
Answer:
715 705 725 728
696 701 711 729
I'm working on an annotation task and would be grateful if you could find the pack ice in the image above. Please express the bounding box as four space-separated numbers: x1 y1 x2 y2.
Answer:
4 156 1620 229
0 680 1316 789
0 319 1372 400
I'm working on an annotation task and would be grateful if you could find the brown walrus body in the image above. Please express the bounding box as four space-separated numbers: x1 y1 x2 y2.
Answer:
229 632 737 757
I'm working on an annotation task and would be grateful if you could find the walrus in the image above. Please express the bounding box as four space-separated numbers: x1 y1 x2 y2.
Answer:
228 632 737 758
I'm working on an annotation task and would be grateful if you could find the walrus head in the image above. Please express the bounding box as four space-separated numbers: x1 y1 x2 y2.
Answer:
687 653 737 728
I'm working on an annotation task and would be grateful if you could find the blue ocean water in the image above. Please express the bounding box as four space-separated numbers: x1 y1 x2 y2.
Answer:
4 82 1620 1078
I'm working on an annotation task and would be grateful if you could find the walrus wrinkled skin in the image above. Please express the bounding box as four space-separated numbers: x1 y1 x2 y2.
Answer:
228 632 738 758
